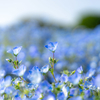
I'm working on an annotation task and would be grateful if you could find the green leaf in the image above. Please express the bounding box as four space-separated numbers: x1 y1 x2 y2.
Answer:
18 60 22 65
79 79 83 84
71 70 76 75
54 59 59 64
49 57 52 62
63 70 70 76
6 58 13 63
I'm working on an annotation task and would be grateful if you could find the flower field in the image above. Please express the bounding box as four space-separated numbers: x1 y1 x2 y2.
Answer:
0 20 100 100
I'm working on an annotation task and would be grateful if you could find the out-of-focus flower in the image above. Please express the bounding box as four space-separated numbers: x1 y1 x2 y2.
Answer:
84 90 90 98
94 74 100 87
62 85 69 99
68 96 82 100
86 68 95 78
77 66 83 74
4 76 12 87
13 65 26 76
68 72 81 85
70 88 77 96
0 69 5 78
5 86 14 94
0 78 5 94
0 95 4 100
14 94 22 100
7 46 22 56
27 66 42 84
41 65 49 73
57 92 65 100
27 83 38 90
43 91 56 100
60 74 68 83
37 80 52 93
0 76 12 94
45 42 58 52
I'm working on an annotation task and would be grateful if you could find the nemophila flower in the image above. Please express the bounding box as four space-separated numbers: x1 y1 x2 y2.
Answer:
37 80 52 93
4 76 12 87
57 92 65 100
27 66 42 84
0 69 5 78
0 76 12 94
70 88 77 96
12 65 26 76
82 81 94 90
0 95 4 100
45 42 58 52
86 68 95 78
62 85 69 99
84 90 90 98
0 78 5 94
27 83 38 90
69 96 82 100
77 66 83 74
14 94 22 100
7 46 22 56
41 65 49 73
31 94 40 100
5 86 14 94
94 74 100 87
12 78 22 85
60 74 68 83
43 91 56 100
68 72 81 85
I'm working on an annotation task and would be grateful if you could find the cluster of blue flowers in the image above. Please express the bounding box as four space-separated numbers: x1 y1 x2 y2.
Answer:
0 21 100 75
0 42 99 100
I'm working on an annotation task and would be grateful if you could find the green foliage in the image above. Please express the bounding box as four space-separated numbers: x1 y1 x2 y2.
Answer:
63 70 70 76
79 15 100 28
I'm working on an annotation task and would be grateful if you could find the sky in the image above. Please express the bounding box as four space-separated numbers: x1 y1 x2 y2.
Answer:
0 0 100 26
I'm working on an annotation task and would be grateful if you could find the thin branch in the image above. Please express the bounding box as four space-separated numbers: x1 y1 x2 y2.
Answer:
16 57 18 68
19 76 29 83
52 52 57 83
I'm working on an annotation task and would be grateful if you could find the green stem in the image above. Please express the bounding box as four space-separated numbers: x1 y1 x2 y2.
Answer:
52 52 57 83
16 57 18 68
19 76 29 83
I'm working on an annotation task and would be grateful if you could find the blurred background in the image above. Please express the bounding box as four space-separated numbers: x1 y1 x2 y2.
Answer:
0 0 100 81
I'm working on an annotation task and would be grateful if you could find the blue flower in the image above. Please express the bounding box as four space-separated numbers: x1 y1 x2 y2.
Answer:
5 86 14 94
84 90 90 98
7 46 22 56
27 66 42 84
0 69 5 78
68 96 82 100
0 78 5 94
37 80 52 93
94 74 100 87
0 95 4 100
70 88 77 96
57 92 65 100
41 65 49 73
27 83 38 90
14 94 22 100
4 76 12 87
77 66 83 74
60 74 68 83
43 91 56 100
62 85 69 99
86 68 95 78
13 65 26 76
68 72 81 85
0 76 12 94
45 42 58 52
